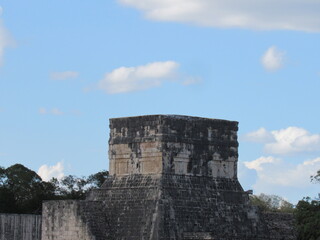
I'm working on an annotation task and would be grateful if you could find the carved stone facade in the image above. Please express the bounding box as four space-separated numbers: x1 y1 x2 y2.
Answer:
40 115 296 240
109 115 238 178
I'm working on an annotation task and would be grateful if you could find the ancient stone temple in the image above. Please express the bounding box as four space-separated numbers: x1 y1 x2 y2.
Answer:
41 115 296 240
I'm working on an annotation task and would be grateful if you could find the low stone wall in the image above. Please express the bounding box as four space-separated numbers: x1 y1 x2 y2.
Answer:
263 212 297 240
41 200 94 240
0 214 41 240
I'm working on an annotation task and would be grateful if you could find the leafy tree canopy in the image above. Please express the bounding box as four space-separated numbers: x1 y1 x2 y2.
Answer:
250 193 294 213
0 164 109 214
311 169 320 184
50 170 109 200
294 169 320 240
0 164 55 214
295 197 320 240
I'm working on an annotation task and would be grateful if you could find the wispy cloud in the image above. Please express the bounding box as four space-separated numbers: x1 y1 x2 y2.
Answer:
245 127 320 155
98 61 180 94
244 127 274 143
39 107 64 115
118 0 320 32
244 156 320 188
51 108 64 115
39 107 82 116
244 156 279 171
50 71 79 80
0 8 14 66
38 162 64 181
261 46 285 71
182 77 202 86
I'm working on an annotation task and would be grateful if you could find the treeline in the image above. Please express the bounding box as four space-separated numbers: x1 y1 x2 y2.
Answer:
0 164 319 240
249 171 320 240
249 193 294 213
295 170 320 240
251 194 320 240
0 164 108 214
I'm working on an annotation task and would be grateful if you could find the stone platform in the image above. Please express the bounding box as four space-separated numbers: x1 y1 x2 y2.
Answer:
41 115 296 240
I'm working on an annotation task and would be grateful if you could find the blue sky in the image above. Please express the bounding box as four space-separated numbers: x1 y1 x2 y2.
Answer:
0 0 320 204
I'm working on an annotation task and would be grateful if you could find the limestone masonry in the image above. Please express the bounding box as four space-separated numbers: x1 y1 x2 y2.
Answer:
0 214 41 240
109 115 238 178
5 115 297 240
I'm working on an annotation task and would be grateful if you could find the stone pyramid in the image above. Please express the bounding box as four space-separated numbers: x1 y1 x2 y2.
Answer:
42 115 295 240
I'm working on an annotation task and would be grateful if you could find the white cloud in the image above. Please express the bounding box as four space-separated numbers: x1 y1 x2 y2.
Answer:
245 127 320 155
244 156 279 171
261 46 285 71
0 16 14 66
244 127 274 143
118 0 320 32
38 162 64 181
50 71 79 80
182 77 201 86
39 107 64 115
244 156 320 189
242 127 320 202
98 61 180 94
266 127 320 155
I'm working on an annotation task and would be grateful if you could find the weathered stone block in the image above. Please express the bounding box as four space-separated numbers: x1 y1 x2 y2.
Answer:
109 115 238 178
41 201 93 240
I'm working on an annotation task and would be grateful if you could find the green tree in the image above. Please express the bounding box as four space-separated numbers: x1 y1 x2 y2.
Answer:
0 186 15 213
51 170 108 199
87 170 109 188
52 175 88 200
295 197 320 240
0 164 108 213
0 164 55 213
0 166 14 212
250 193 294 213
311 170 320 183
294 169 320 240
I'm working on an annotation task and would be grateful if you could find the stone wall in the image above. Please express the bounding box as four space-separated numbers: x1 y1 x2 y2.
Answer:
109 115 238 178
41 200 93 240
87 174 163 239
0 214 41 240
87 174 270 240
263 212 297 240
